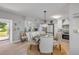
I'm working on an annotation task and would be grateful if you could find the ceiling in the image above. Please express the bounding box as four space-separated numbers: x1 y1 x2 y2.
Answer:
0 3 69 20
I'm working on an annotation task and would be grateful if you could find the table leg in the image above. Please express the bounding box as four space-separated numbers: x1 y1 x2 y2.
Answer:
59 44 61 52
30 45 32 50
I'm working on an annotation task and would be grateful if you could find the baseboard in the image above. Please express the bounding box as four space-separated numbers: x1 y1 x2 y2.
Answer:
13 39 20 43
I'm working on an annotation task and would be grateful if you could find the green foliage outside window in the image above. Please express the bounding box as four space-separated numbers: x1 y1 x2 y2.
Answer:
0 22 7 32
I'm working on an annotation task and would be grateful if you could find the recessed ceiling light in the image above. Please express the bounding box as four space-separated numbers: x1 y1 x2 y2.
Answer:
51 15 62 19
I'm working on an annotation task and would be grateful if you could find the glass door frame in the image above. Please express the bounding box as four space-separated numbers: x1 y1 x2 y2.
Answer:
0 18 13 43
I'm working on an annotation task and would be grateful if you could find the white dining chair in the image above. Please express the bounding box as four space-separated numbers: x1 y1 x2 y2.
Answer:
39 35 53 54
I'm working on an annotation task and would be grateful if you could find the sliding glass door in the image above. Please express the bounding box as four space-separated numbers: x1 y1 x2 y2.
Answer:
0 21 9 40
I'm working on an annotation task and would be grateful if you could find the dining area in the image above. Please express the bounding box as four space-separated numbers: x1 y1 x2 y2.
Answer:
25 31 66 55
27 32 53 54
20 21 65 55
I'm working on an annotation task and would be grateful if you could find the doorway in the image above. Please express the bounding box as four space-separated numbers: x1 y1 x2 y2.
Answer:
0 19 12 43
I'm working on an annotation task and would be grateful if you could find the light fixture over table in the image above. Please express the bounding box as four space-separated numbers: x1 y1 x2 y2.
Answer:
43 10 47 23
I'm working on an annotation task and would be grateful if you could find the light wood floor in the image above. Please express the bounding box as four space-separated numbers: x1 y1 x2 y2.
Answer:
27 44 67 55
0 39 69 55
27 39 69 55
0 40 29 55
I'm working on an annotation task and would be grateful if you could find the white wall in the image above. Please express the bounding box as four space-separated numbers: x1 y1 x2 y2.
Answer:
0 9 25 43
25 17 42 31
69 4 79 54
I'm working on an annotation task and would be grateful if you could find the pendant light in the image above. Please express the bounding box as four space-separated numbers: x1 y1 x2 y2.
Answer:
43 10 47 23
